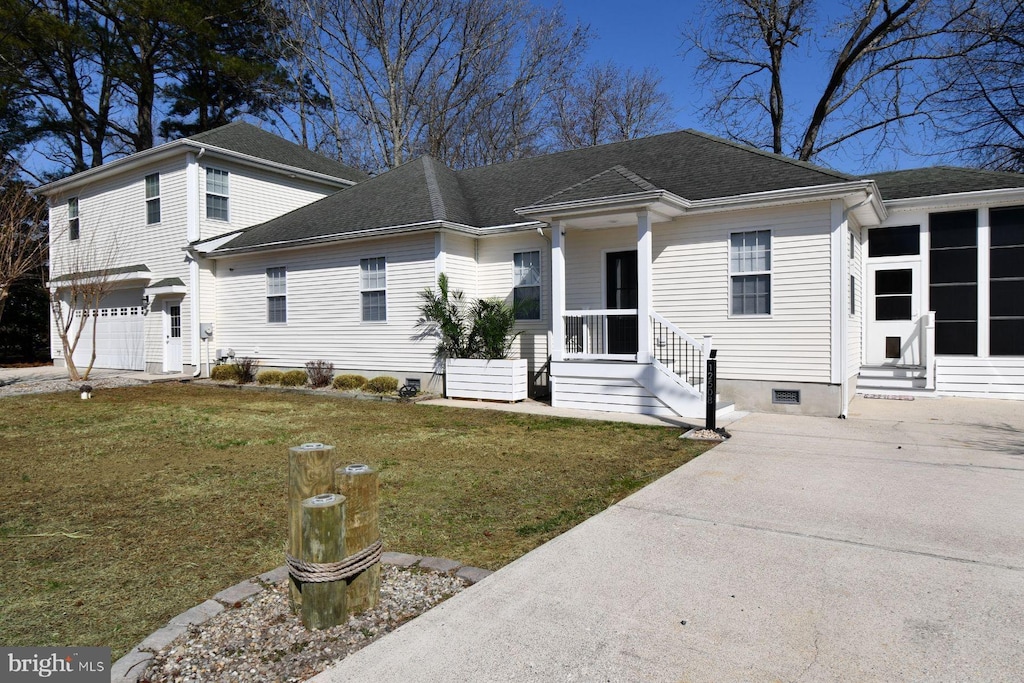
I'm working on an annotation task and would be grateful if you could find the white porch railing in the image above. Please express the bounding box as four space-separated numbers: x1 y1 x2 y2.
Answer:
651 312 711 390
563 309 638 360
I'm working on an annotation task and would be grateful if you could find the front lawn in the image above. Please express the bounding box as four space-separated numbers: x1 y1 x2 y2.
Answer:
0 384 710 658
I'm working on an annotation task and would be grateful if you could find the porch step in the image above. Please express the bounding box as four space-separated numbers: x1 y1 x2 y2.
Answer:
857 365 929 392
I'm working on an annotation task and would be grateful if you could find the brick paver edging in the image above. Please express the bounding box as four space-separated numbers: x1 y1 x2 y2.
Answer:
110 553 493 683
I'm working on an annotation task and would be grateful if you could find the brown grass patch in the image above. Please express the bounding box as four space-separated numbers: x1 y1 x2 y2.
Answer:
0 383 711 658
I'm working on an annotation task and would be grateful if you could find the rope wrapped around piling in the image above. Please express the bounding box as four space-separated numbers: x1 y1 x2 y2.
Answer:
286 539 383 583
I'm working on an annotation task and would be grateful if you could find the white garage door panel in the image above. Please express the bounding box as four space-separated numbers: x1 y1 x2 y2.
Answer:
71 289 146 371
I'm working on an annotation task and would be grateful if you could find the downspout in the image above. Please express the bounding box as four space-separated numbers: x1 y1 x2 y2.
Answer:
188 149 204 377
838 192 875 417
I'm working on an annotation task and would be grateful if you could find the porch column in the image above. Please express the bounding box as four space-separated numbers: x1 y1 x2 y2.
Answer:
637 209 653 364
550 220 565 362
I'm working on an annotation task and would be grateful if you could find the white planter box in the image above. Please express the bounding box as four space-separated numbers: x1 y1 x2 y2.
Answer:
445 358 529 401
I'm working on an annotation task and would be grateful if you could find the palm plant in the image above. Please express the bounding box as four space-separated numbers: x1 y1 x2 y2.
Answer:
417 274 521 361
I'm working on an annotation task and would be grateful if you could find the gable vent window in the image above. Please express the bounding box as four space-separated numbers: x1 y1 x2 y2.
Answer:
68 197 79 241
772 389 801 405
730 230 771 316
206 167 229 221
513 250 541 320
361 257 387 322
267 267 287 324
145 173 161 224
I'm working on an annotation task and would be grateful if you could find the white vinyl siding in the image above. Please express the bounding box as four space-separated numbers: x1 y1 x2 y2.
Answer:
653 203 834 383
730 230 772 316
267 267 287 323
848 221 864 377
442 234 477 293
564 226 636 310
513 251 541 320
214 235 437 371
360 257 386 321
206 168 229 221
477 232 550 370
145 173 161 224
197 159 340 239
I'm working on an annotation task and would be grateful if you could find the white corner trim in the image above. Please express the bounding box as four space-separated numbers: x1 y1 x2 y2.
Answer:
186 152 200 243
434 232 446 282
830 199 847 389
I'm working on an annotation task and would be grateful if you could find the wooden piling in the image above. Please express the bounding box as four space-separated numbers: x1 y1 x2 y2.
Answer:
335 464 381 614
288 443 337 610
299 493 347 630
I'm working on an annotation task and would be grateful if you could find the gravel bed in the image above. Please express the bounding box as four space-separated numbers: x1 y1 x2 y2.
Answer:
142 566 467 683
0 374 148 397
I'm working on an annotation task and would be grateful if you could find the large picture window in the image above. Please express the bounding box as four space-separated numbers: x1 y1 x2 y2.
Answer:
513 251 541 320
360 257 386 322
206 168 229 221
267 267 286 323
990 206 1024 356
145 173 161 224
730 230 771 316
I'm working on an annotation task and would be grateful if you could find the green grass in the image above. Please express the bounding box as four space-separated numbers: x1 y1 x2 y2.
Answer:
0 384 712 658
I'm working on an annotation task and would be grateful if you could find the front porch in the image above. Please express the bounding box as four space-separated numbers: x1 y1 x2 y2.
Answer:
530 200 727 420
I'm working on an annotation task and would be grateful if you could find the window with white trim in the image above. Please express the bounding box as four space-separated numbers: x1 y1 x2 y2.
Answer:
206 167 229 221
68 197 79 240
267 267 286 323
513 250 541 320
730 230 771 316
360 257 386 321
145 173 161 224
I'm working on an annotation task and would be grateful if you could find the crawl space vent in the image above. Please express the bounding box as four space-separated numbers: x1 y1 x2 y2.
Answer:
772 389 801 405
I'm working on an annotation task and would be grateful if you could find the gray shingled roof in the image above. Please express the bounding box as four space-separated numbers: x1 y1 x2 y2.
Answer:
864 166 1024 200
188 122 369 183
215 129 855 252
223 157 475 250
50 264 150 282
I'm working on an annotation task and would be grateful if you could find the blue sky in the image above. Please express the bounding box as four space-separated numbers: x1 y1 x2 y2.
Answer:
543 0 930 173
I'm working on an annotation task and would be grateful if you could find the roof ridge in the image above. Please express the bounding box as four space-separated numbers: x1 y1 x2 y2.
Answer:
681 129 854 182
611 165 659 192
421 157 447 221
184 120 246 142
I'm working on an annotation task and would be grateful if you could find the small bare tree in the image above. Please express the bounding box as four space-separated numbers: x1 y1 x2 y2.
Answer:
47 228 120 381
0 170 47 326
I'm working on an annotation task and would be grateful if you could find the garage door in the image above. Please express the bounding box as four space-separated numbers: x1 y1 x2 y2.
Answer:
71 289 146 371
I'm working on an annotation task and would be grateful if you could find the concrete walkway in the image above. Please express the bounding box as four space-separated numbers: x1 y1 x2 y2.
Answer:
311 395 1024 682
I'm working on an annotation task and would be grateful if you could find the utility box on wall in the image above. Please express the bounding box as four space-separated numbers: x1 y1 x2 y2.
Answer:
200 322 214 340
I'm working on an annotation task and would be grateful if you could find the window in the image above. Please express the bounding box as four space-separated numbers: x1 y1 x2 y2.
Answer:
875 269 912 320
206 168 229 221
267 267 286 323
929 210 977 355
730 230 771 315
360 257 386 321
68 197 79 241
850 275 856 315
513 251 541 320
869 225 919 257
990 206 1024 355
145 173 161 224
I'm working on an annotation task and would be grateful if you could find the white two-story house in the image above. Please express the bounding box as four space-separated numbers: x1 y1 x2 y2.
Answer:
42 124 1024 418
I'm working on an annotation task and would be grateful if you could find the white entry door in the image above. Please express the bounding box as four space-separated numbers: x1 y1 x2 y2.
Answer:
866 263 921 365
163 302 183 373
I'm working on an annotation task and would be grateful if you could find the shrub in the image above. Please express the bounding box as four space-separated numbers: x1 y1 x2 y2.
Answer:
257 370 283 385
210 364 240 382
280 369 308 387
333 374 367 390
234 357 259 384
305 360 334 389
365 375 399 394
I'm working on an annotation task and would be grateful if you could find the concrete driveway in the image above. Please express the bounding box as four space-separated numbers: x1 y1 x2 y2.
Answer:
311 395 1024 682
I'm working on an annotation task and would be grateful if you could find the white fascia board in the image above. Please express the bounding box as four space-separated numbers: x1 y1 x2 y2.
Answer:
883 187 1024 212
36 140 355 198
48 269 152 290
144 283 188 296
685 181 885 222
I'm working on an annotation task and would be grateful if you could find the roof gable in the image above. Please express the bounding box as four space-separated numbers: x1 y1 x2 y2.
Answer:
187 122 369 183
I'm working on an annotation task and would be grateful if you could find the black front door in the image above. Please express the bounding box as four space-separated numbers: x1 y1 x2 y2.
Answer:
606 250 638 354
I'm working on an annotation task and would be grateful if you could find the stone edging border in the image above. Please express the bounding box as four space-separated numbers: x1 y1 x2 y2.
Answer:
110 552 493 683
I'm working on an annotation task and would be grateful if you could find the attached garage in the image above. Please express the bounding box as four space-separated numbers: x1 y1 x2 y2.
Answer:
70 288 146 370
